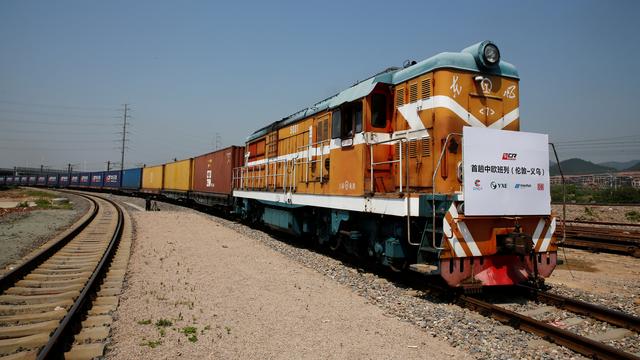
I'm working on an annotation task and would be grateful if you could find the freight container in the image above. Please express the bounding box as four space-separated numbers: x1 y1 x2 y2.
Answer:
0 176 5 186
103 170 121 188
122 168 142 190
28 176 37 185
70 174 80 186
59 175 70 187
142 165 164 192
79 173 91 187
47 174 59 187
191 146 244 206
37 176 46 186
90 172 104 187
163 159 192 192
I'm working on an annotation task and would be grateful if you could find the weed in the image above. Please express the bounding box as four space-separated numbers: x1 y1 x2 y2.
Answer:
181 326 197 335
35 198 51 208
159 328 166 337
16 201 29 208
137 319 152 325
225 326 231 335
155 319 173 327
140 339 162 348
24 190 54 198
626 210 640 222
188 334 198 342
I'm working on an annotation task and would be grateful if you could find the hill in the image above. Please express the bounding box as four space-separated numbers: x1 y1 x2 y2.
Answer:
598 160 640 171
550 158 616 176
625 162 640 171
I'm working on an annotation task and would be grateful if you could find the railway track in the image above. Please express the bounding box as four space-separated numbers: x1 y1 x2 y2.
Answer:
558 220 640 257
450 284 640 360
0 191 132 359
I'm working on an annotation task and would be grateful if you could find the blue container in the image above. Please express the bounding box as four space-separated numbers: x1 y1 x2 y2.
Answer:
121 168 142 190
78 173 91 187
47 174 59 187
103 170 121 188
36 176 46 186
28 176 37 185
70 174 80 186
90 172 104 187
59 175 70 187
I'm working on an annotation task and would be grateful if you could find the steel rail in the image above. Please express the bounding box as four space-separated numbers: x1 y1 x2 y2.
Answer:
458 294 640 360
36 194 124 359
517 285 640 332
0 193 98 293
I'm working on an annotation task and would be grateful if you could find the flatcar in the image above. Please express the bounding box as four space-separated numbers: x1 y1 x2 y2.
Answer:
232 41 556 288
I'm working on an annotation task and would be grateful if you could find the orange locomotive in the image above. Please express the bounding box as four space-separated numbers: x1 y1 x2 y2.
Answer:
233 41 557 288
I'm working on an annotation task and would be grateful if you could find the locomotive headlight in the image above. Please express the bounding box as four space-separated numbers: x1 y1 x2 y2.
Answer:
483 43 500 65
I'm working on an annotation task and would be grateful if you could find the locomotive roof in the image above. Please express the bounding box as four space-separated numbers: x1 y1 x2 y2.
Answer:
247 41 518 142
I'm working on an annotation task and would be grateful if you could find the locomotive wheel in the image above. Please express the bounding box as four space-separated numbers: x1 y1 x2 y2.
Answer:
328 235 342 251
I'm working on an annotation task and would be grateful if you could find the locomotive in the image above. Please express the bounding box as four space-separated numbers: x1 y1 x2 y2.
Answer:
10 41 557 288
232 41 557 288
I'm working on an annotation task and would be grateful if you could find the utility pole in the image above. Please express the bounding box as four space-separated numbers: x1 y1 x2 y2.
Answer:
120 104 130 172
107 161 111 171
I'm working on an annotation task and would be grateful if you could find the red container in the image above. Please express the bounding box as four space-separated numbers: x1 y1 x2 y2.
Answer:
192 146 244 195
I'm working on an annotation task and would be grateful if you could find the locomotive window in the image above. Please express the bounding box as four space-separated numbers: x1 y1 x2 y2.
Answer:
354 102 363 133
371 93 387 128
331 110 341 139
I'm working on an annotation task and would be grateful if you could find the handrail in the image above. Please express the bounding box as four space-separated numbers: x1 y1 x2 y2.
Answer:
368 136 408 193
431 132 462 250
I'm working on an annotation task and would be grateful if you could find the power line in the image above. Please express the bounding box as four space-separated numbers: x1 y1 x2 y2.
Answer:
0 99 115 111
0 109 120 119
0 118 120 127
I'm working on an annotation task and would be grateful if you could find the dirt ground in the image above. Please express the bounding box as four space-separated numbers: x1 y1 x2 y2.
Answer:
551 247 640 298
107 211 471 360
0 188 88 270
552 204 640 223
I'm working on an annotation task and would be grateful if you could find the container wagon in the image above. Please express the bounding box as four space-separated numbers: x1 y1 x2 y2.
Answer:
121 168 142 192
103 170 121 189
46 175 59 187
162 159 192 200
191 146 244 207
141 165 164 194
28 176 37 186
78 173 91 187
59 175 70 187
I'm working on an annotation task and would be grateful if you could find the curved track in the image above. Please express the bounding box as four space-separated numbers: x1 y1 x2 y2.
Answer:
0 192 124 358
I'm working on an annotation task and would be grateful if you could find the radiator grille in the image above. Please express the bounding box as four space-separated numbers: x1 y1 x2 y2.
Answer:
396 88 405 107
421 79 431 99
409 83 418 103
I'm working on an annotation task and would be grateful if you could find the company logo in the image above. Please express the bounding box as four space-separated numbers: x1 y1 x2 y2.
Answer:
473 179 482 190
106 175 118 182
537 183 545 191
490 181 507 190
514 183 532 189
502 153 517 160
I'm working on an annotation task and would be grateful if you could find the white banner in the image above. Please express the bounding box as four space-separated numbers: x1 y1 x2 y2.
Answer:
463 127 550 216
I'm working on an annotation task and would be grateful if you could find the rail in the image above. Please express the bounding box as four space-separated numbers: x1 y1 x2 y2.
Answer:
296 139 330 184
233 156 298 193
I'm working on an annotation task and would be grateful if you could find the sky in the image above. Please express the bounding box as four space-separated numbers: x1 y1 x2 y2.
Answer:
0 0 639 171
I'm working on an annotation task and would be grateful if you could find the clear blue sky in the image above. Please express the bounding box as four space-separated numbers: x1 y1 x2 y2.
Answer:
1 0 638 170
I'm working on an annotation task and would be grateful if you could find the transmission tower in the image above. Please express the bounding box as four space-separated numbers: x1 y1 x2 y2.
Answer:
119 104 131 171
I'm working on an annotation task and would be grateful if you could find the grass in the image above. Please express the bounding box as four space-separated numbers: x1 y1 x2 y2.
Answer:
137 319 152 325
140 339 162 348
155 319 173 327
626 210 640 222
24 190 54 198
